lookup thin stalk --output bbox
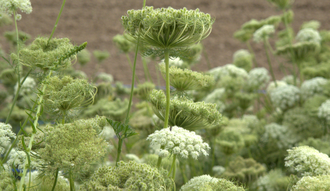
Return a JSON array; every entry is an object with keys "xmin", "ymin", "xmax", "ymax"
[
  {"xmin": 69, "ymin": 170, "xmax": 75, "ymax": 191},
  {"xmin": 156, "ymin": 145, "xmax": 165, "ymax": 168},
  {"xmin": 115, "ymin": 138, "xmax": 123, "ymax": 166},
  {"xmin": 246, "ymin": 41, "xmax": 258, "ymax": 67},
  {"xmin": 155, "ymin": 64, "xmax": 161, "ymax": 89},
  {"xmin": 51, "ymin": 169, "xmax": 59, "ymax": 191},
  {"xmin": 47, "ymin": 0, "xmax": 67, "ymax": 46},
  {"xmin": 125, "ymin": 53, "xmax": 140, "ymax": 83},
  {"xmin": 142, "ymin": 57, "xmax": 152, "ymax": 82},
  {"xmin": 164, "ymin": 49, "xmax": 170, "ymax": 129},
  {"xmin": 19, "ymin": 71, "xmax": 53, "ymax": 191},
  {"xmin": 171, "ymin": 155, "xmax": 177, "ymax": 179},
  {"xmin": 143, "ymin": 0, "xmax": 146, "ymax": 8},
  {"xmin": 264, "ymin": 38, "xmax": 277, "ymax": 87},
  {"xmin": 6, "ymin": 11, "xmax": 21, "ymax": 124},
  {"xmin": 202, "ymin": 48, "xmax": 212, "ymax": 70}
]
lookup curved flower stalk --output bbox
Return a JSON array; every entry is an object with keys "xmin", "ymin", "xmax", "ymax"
[
  {"xmin": 122, "ymin": 6, "xmax": 214, "ymax": 130},
  {"xmin": 180, "ymin": 174, "xmax": 245, "ymax": 191},
  {"xmin": 285, "ymin": 146, "xmax": 330, "ymax": 176},
  {"xmin": 159, "ymin": 64, "xmax": 214, "ymax": 93},
  {"xmin": 149, "ymin": 89, "xmax": 222, "ymax": 130}
]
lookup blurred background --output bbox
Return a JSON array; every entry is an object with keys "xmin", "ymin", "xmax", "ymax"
[{"xmin": 0, "ymin": 0, "xmax": 329, "ymax": 84}]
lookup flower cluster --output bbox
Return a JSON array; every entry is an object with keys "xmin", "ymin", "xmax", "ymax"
[
  {"xmin": 121, "ymin": 6, "xmax": 214, "ymax": 57},
  {"xmin": 285, "ymin": 146, "xmax": 330, "ymax": 176},
  {"xmin": 266, "ymin": 80, "xmax": 287, "ymax": 93},
  {"xmin": 253, "ymin": 169, "xmax": 289, "ymax": 191},
  {"xmin": 95, "ymin": 72, "xmax": 114, "ymax": 83},
  {"xmin": 253, "ymin": 25, "xmax": 275, "ymax": 43},
  {"xmin": 233, "ymin": 49, "xmax": 253, "ymax": 72},
  {"xmin": 209, "ymin": 64, "xmax": 248, "ymax": 82},
  {"xmin": 300, "ymin": 77, "xmax": 328, "ymax": 100},
  {"xmin": 149, "ymin": 90, "xmax": 222, "ymax": 130},
  {"xmin": 246, "ymin": 67, "xmax": 270, "ymax": 91},
  {"xmin": 180, "ymin": 175, "xmax": 245, "ymax": 191},
  {"xmin": 112, "ymin": 34, "xmax": 135, "ymax": 53},
  {"xmin": 292, "ymin": 175, "xmax": 330, "ymax": 191},
  {"xmin": 147, "ymin": 126, "xmax": 210, "ymax": 159},
  {"xmin": 203, "ymin": 88, "xmax": 226, "ymax": 112},
  {"xmin": 82, "ymin": 161, "xmax": 173, "ymax": 191},
  {"xmin": 14, "ymin": 76, "xmax": 36, "ymax": 96},
  {"xmin": 159, "ymin": 64, "xmax": 214, "ymax": 92},
  {"xmin": 216, "ymin": 129, "xmax": 245, "ymax": 155},
  {"xmin": 261, "ymin": 123, "xmax": 295, "ymax": 149},
  {"xmin": 0, "ymin": 0, "xmax": 32, "ymax": 20},
  {"xmin": 160, "ymin": 57, "xmax": 186, "ymax": 68},
  {"xmin": 296, "ymin": 28, "xmax": 322, "ymax": 45},
  {"xmin": 0, "ymin": 122, "xmax": 16, "ymax": 155},
  {"xmin": 281, "ymin": 75, "xmax": 297, "ymax": 85},
  {"xmin": 318, "ymin": 100, "xmax": 330, "ymax": 123},
  {"xmin": 270, "ymin": 85, "xmax": 300, "ymax": 110}
]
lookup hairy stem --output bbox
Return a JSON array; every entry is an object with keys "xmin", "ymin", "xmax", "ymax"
[
  {"xmin": 19, "ymin": 71, "xmax": 53, "ymax": 191},
  {"xmin": 164, "ymin": 49, "xmax": 170, "ymax": 129},
  {"xmin": 47, "ymin": 0, "xmax": 67, "ymax": 46}
]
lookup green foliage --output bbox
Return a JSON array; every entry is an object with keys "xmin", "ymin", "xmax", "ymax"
[
  {"xmin": 82, "ymin": 161, "xmax": 174, "ymax": 191},
  {"xmin": 266, "ymin": 0, "xmax": 293, "ymax": 10},
  {"xmin": 216, "ymin": 129, "xmax": 245, "ymax": 155},
  {"xmin": 93, "ymin": 50, "xmax": 110, "ymax": 64},
  {"xmin": 253, "ymin": 169, "xmax": 290, "ymax": 191},
  {"xmin": 106, "ymin": 118, "xmax": 137, "ymax": 140},
  {"xmin": 4, "ymin": 30, "xmax": 31, "ymax": 46},
  {"xmin": 121, "ymin": 6, "xmax": 214, "ymax": 57},
  {"xmin": 0, "ymin": 170, "xmax": 16, "ymax": 191},
  {"xmin": 113, "ymin": 34, "xmax": 135, "ymax": 54},
  {"xmin": 222, "ymin": 156, "xmax": 266, "ymax": 183}
]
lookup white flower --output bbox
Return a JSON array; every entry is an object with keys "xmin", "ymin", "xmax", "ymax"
[
  {"xmin": 285, "ymin": 146, "xmax": 330, "ymax": 176},
  {"xmin": 270, "ymin": 85, "xmax": 300, "ymax": 110},
  {"xmin": 147, "ymin": 126, "xmax": 210, "ymax": 159},
  {"xmin": 160, "ymin": 57, "xmax": 184, "ymax": 67},
  {"xmin": 0, "ymin": 0, "xmax": 32, "ymax": 19},
  {"xmin": 300, "ymin": 77, "xmax": 328, "ymax": 100},
  {"xmin": 266, "ymin": 80, "xmax": 288, "ymax": 93},
  {"xmin": 261, "ymin": 123, "xmax": 296, "ymax": 149},
  {"xmin": 296, "ymin": 28, "xmax": 321, "ymax": 44},
  {"xmin": 247, "ymin": 67, "xmax": 270, "ymax": 90},
  {"xmin": 125, "ymin": 154, "xmax": 142, "ymax": 163},
  {"xmin": 14, "ymin": 76, "xmax": 36, "ymax": 96},
  {"xmin": 99, "ymin": 125, "xmax": 115, "ymax": 140},
  {"xmin": 318, "ymin": 100, "xmax": 330, "ymax": 123},
  {"xmin": 209, "ymin": 64, "xmax": 248, "ymax": 82},
  {"xmin": 281, "ymin": 75, "xmax": 298, "ymax": 85},
  {"xmin": 233, "ymin": 49, "xmax": 251, "ymax": 60},
  {"xmin": 180, "ymin": 175, "xmax": 218, "ymax": 191},
  {"xmin": 292, "ymin": 175, "xmax": 330, "ymax": 191},
  {"xmin": 96, "ymin": 72, "xmax": 114, "ymax": 83},
  {"xmin": 253, "ymin": 25, "xmax": 275, "ymax": 43},
  {"xmin": 0, "ymin": 123, "xmax": 16, "ymax": 155},
  {"xmin": 212, "ymin": 166, "xmax": 225, "ymax": 176}
]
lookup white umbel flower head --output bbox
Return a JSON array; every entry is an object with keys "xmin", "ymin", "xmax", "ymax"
[
  {"xmin": 233, "ymin": 49, "xmax": 251, "ymax": 60},
  {"xmin": 160, "ymin": 57, "xmax": 185, "ymax": 68},
  {"xmin": 147, "ymin": 126, "xmax": 210, "ymax": 159},
  {"xmin": 253, "ymin": 25, "xmax": 275, "ymax": 43},
  {"xmin": 247, "ymin": 67, "xmax": 270, "ymax": 90},
  {"xmin": 292, "ymin": 175, "xmax": 330, "ymax": 191},
  {"xmin": 318, "ymin": 100, "xmax": 330, "ymax": 123},
  {"xmin": 270, "ymin": 85, "xmax": 300, "ymax": 110},
  {"xmin": 14, "ymin": 76, "xmax": 36, "ymax": 96},
  {"xmin": 261, "ymin": 123, "xmax": 296, "ymax": 149},
  {"xmin": 0, "ymin": 0, "xmax": 32, "ymax": 19},
  {"xmin": 180, "ymin": 175, "xmax": 218, "ymax": 191},
  {"xmin": 285, "ymin": 146, "xmax": 330, "ymax": 176},
  {"xmin": 0, "ymin": 123, "xmax": 16, "ymax": 155},
  {"xmin": 209, "ymin": 64, "xmax": 248, "ymax": 82},
  {"xmin": 266, "ymin": 80, "xmax": 288, "ymax": 93},
  {"xmin": 300, "ymin": 77, "xmax": 328, "ymax": 100},
  {"xmin": 296, "ymin": 28, "xmax": 322, "ymax": 44}
]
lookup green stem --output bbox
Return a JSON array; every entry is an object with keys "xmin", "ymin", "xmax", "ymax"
[
  {"xmin": 143, "ymin": 0, "xmax": 146, "ymax": 8},
  {"xmin": 126, "ymin": 53, "xmax": 140, "ymax": 83},
  {"xmin": 264, "ymin": 38, "xmax": 277, "ymax": 87},
  {"xmin": 246, "ymin": 41, "xmax": 258, "ymax": 67},
  {"xmin": 156, "ymin": 145, "xmax": 165, "ymax": 169},
  {"xmin": 203, "ymin": 48, "xmax": 212, "ymax": 70},
  {"xmin": 47, "ymin": 0, "xmax": 67, "ymax": 46},
  {"xmin": 51, "ymin": 169, "xmax": 59, "ymax": 191},
  {"xmin": 142, "ymin": 57, "xmax": 152, "ymax": 82},
  {"xmin": 171, "ymin": 155, "xmax": 177, "ymax": 179},
  {"xmin": 116, "ymin": 138, "xmax": 123, "ymax": 166},
  {"xmin": 69, "ymin": 170, "xmax": 75, "ymax": 191},
  {"xmin": 164, "ymin": 49, "xmax": 170, "ymax": 129},
  {"xmin": 155, "ymin": 64, "xmax": 161, "ymax": 89},
  {"xmin": 19, "ymin": 71, "xmax": 53, "ymax": 191}
]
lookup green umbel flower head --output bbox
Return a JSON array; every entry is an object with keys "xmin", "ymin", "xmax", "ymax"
[
  {"xmin": 11, "ymin": 37, "xmax": 77, "ymax": 70},
  {"xmin": 121, "ymin": 6, "xmax": 214, "ymax": 57},
  {"xmin": 159, "ymin": 64, "xmax": 214, "ymax": 92},
  {"xmin": 149, "ymin": 89, "xmax": 222, "ymax": 130},
  {"xmin": 113, "ymin": 34, "xmax": 135, "ymax": 53},
  {"xmin": 82, "ymin": 161, "xmax": 173, "ymax": 191}
]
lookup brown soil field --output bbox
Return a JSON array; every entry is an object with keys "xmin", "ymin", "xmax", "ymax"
[{"xmin": 1, "ymin": 0, "xmax": 329, "ymax": 85}]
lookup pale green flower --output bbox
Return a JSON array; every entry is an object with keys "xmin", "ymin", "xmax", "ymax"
[
  {"xmin": 253, "ymin": 25, "xmax": 275, "ymax": 43},
  {"xmin": 292, "ymin": 175, "xmax": 330, "ymax": 191},
  {"xmin": 296, "ymin": 28, "xmax": 321, "ymax": 44},
  {"xmin": 318, "ymin": 100, "xmax": 330, "ymax": 123},
  {"xmin": 0, "ymin": 123, "xmax": 16, "ymax": 155},
  {"xmin": 270, "ymin": 85, "xmax": 300, "ymax": 111}
]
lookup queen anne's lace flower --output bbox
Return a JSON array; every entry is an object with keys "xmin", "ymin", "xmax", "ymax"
[
  {"xmin": 296, "ymin": 28, "xmax": 322, "ymax": 45},
  {"xmin": 270, "ymin": 85, "xmax": 300, "ymax": 110},
  {"xmin": 246, "ymin": 67, "xmax": 270, "ymax": 90},
  {"xmin": 292, "ymin": 175, "xmax": 330, "ymax": 191},
  {"xmin": 0, "ymin": 122, "xmax": 16, "ymax": 155},
  {"xmin": 266, "ymin": 80, "xmax": 287, "ymax": 93},
  {"xmin": 253, "ymin": 25, "xmax": 275, "ymax": 43},
  {"xmin": 300, "ymin": 77, "xmax": 328, "ymax": 100},
  {"xmin": 14, "ymin": 76, "xmax": 36, "ymax": 96},
  {"xmin": 285, "ymin": 146, "xmax": 330, "ymax": 176},
  {"xmin": 0, "ymin": 0, "xmax": 32, "ymax": 20},
  {"xmin": 147, "ymin": 126, "xmax": 210, "ymax": 159},
  {"xmin": 261, "ymin": 123, "xmax": 295, "ymax": 149},
  {"xmin": 318, "ymin": 100, "xmax": 330, "ymax": 123},
  {"xmin": 209, "ymin": 64, "xmax": 248, "ymax": 82}
]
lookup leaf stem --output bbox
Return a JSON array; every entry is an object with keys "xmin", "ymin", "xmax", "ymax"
[{"xmin": 164, "ymin": 49, "xmax": 170, "ymax": 129}]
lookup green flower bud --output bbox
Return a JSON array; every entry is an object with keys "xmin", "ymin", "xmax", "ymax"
[
  {"xmin": 113, "ymin": 34, "xmax": 135, "ymax": 53},
  {"xmin": 77, "ymin": 49, "xmax": 91, "ymax": 66}
]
